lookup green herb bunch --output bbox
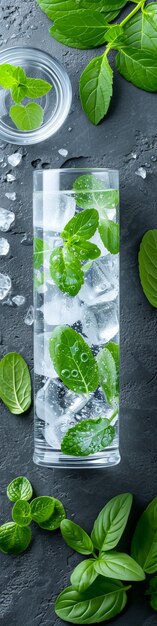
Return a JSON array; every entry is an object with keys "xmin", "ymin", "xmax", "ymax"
[
  {"xmin": 0, "ymin": 64, "xmax": 52, "ymax": 130},
  {"xmin": 36, "ymin": 0, "xmax": 157, "ymax": 125},
  {"xmin": 0, "ymin": 476, "xmax": 66, "ymax": 555}
]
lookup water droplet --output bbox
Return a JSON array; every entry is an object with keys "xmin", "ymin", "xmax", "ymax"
[
  {"xmin": 61, "ymin": 369, "xmax": 70, "ymax": 378},
  {"xmin": 72, "ymin": 369, "xmax": 78, "ymax": 378},
  {"xmin": 81, "ymin": 352, "xmax": 88, "ymax": 363}
]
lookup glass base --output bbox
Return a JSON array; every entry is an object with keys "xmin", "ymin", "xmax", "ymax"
[{"xmin": 33, "ymin": 444, "xmax": 121, "ymax": 469}]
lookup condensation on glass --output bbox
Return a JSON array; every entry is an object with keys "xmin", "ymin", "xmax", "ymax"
[{"xmin": 33, "ymin": 169, "xmax": 120, "ymax": 468}]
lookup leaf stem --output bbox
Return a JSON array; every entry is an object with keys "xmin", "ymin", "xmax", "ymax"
[
  {"xmin": 120, "ymin": 0, "xmax": 146, "ymax": 27},
  {"xmin": 108, "ymin": 408, "xmax": 118, "ymax": 424}
]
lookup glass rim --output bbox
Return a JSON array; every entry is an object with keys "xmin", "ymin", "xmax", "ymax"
[{"xmin": 33, "ymin": 167, "xmax": 119, "ymax": 175}]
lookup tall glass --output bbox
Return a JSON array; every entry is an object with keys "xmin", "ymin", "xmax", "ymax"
[{"xmin": 33, "ymin": 169, "xmax": 120, "ymax": 468}]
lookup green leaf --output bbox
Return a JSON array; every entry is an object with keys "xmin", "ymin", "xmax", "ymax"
[
  {"xmin": 71, "ymin": 559, "xmax": 98, "ymax": 593},
  {"xmin": 0, "ymin": 64, "xmax": 18, "ymax": 88},
  {"xmin": 104, "ymin": 24, "xmax": 125, "ymax": 46},
  {"xmin": 116, "ymin": 47, "xmax": 157, "ymax": 92},
  {"xmin": 49, "ymin": 326, "xmax": 99, "ymax": 394},
  {"xmin": 9, "ymin": 102, "xmax": 44, "ymax": 131},
  {"xmin": 50, "ymin": 246, "xmax": 84, "ymax": 296},
  {"xmin": 34, "ymin": 237, "xmax": 50, "ymax": 270},
  {"xmin": 91, "ymin": 493, "xmax": 132, "ymax": 552},
  {"xmin": 123, "ymin": 4, "xmax": 157, "ymax": 53},
  {"xmin": 131, "ymin": 497, "xmax": 157, "ymax": 573},
  {"xmin": 0, "ymin": 353, "xmax": 31, "ymax": 415},
  {"xmin": 146, "ymin": 577, "xmax": 157, "ymax": 612},
  {"xmin": 98, "ymin": 219, "xmax": 119, "ymax": 254},
  {"xmin": 61, "ymin": 418, "xmax": 115, "ymax": 456},
  {"xmin": 36, "ymin": 0, "xmax": 128, "ymax": 20},
  {"xmin": 80, "ymin": 54, "xmax": 113, "ymax": 125},
  {"xmin": 138, "ymin": 230, "xmax": 157, "ymax": 308},
  {"xmin": 55, "ymin": 575, "xmax": 128, "ymax": 624},
  {"xmin": 11, "ymin": 84, "xmax": 27, "ymax": 104},
  {"xmin": 0, "ymin": 522, "xmax": 31, "ymax": 555},
  {"xmin": 12, "ymin": 500, "xmax": 32, "ymax": 527},
  {"xmin": 60, "ymin": 519, "xmax": 94, "ymax": 555},
  {"xmin": 73, "ymin": 174, "xmax": 119, "ymax": 213},
  {"xmin": 30, "ymin": 496, "xmax": 55, "ymax": 523},
  {"xmin": 50, "ymin": 11, "xmax": 108, "ymax": 49},
  {"xmin": 95, "ymin": 552, "xmax": 145, "ymax": 581},
  {"xmin": 96, "ymin": 343, "xmax": 119, "ymax": 406},
  {"xmin": 70, "ymin": 238, "xmax": 101, "ymax": 261},
  {"xmin": 61, "ymin": 208, "xmax": 99, "ymax": 241},
  {"xmin": 38, "ymin": 498, "xmax": 66, "ymax": 530},
  {"xmin": 7, "ymin": 476, "xmax": 33, "ymax": 502},
  {"xmin": 25, "ymin": 77, "xmax": 52, "ymax": 98}
]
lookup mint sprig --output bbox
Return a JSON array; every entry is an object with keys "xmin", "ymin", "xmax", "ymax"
[{"xmin": 0, "ymin": 63, "xmax": 52, "ymax": 131}]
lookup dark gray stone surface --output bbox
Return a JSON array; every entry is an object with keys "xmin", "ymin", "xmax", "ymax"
[{"xmin": 1, "ymin": 1, "xmax": 157, "ymax": 625}]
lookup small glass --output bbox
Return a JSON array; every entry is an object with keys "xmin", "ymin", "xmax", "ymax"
[
  {"xmin": 33, "ymin": 169, "xmax": 120, "ymax": 468},
  {"xmin": 0, "ymin": 46, "xmax": 72, "ymax": 145}
]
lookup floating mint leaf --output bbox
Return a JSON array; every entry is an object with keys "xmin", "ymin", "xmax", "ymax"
[
  {"xmin": 11, "ymin": 84, "xmax": 27, "ymax": 104},
  {"xmin": 38, "ymin": 498, "xmax": 66, "ymax": 530},
  {"xmin": 30, "ymin": 496, "xmax": 55, "ymax": 523},
  {"xmin": 80, "ymin": 54, "xmax": 113, "ymax": 125},
  {"xmin": 7, "ymin": 476, "xmax": 33, "ymax": 502},
  {"xmin": 0, "ymin": 64, "xmax": 20, "ymax": 88},
  {"xmin": 0, "ymin": 353, "xmax": 31, "ymax": 414},
  {"xmin": 138, "ymin": 230, "xmax": 157, "ymax": 307},
  {"xmin": 25, "ymin": 77, "xmax": 52, "ymax": 98},
  {"xmin": 70, "ymin": 238, "xmax": 101, "ymax": 261},
  {"xmin": 97, "ymin": 342, "xmax": 119, "ymax": 406},
  {"xmin": 50, "ymin": 247, "xmax": 84, "ymax": 296},
  {"xmin": 9, "ymin": 103, "xmax": 44, "ymax": 131},
  {"xmin": 98, "ymin": 219, "xmax": 120, "ymax": 254},
  {"xmin": 12, "ymin": 500, "xmax": 32, "ymax": 527},
  {"xmin": 73, "ymin": 174, "xmax": 119, "ymax": 212},
  {"xmin": 49, "ymin": 326, "xmax": 98, "ymax": 394},
  {"xmin": 61, "ymin": 418, "xmax": 115, "ymax": 456},
  {"xmin": 0, "ymin": 522, "xmax": 31, "ymax": 555},
  {"xmin": 60, "ymin": 519, "xmax": 94, "ymax": 555},
  {"xmin": 34, "ymin": 237, "xmax": 50, "ymax": 270},
  {"xmin": 61, "ymin": 208, "xmax": 99, "ymax": 241}
]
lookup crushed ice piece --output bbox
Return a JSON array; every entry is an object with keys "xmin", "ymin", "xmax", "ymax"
[
  {"xmin": 131, "ymin": 152, "xmax": 137, "ymax": 159},
  {"xmin": 151, "ymin": 156, "xmax": 157, "ymax": 162},
  {"xmin": 8, "ymin": 152, "xmax": 22, "ymax": 167},
  {"xmin": 0, "ymin": 157, "xmax": 4, "ymax": 163},
  {"xmin": 24, "ymin": 305, "xmax": 34, "ymax": 326},
  {"xmin": 34, "ymin": 192, "xmax": 75, "ymax": 231},
  {"xmin": 21, "ymin": 233, "xmax": 33, "ymax": 245},
  {"xmin": 2, "ymin": 297, "xmax": 13, "ymax": 306},
  {"xmin": 7, "ymin": 173, "xmax": 16, "ymax": 182},
  {"xmin": 135, "ymin": 167, "xmax": 146, "ymax": 180},
  {"xmin": 82, "ymin": 299, "xmax": 119, "ymax": 346},
  {"xmin": 34, "ymin": 333, "xmax": 58, "ymax": 378},
  {"xmin": 0, "ymin": 208, "xmax": 15, "ymax": 232},
  {"xmin": 0, "ymin": 237, "xmax": 10, "ymax": 255},
  {"xmin": 58, "ymin": 148, "xmax": 68, "ymax": 157},
  {"xmin": 5, "ymin": 192, "xmax": 16, "ymax": 201},
  {"xmin": 40, "ymin": 286, "xmax": 82, "ymax": 326},
  {"xmin": 12, "ymin": 295, "xmax": 25, "ymax": 306},
  {"xmin": 0, "ymin": 273, "xmax": 11, "ymax": 300},
  {"xmin": 68, "ymin": 127, "xmax": 72, "ymax": 132},
  {"xmin": 79, "ymin": 256, "xmax": 119, "ymax": 306},
  {"xmin": 10, "ymin": 33, "xmax": 16, "ymax": 39}
]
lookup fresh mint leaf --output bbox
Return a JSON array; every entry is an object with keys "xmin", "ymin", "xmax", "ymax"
[
  {"xmin": 96, "ymin": 342, "xmax": 119, "ymax": 406},
  {"xmin": 91, "ymin": 494, "xmax": 133, "ymax": 552},
  {"xmin": 0, "ymin": 352, "xmax": 31, "ymax": 415},
  {"xmin": 0, "ymin": 522, "xmax": 31, "ymax": 555},
  {"xmin": 50, "ymin": 246, "xmax": 84, "ymax": 296},
  {"xmin": 70, "ymin": 238, "xmax": 101, "ymax": 261},
  {"xmin": 61, "ymin": 418, "xmax": 115, "ymax": 456},
  {"xmin": 55, "ymin": 576, "xmax": 129, "ymax": 624},
  {"xmin": 0, "ymin": 65, "xmax": 27, "ymax": 102},
  {"xmin": 131, "ymin": 497, "xmax": 157, "ymax": 573},
  {"xmin": 34, "ymin": 237, "xmax": 50, "ymax": 269},
  {"xmin": 36, "ymin": 0, "xmax": 128, "ymax": 20},
  {"xmin": 116, "ymin": 48, "xmax": 157, "ymax": 92},
  {"xmin": 0, "ymin": 63, "xmax": 18, "ymax": 88},
  {"xmin": 7, "ymin": 476, "xmax": 33, "ymax": 503},
  {"xmin": 95, "ymin": 552, "xmax": 145, "ymax": 581},
  {"xmin": 12, "ymin": 500, "xmax": 32, "ymax": 527},
  {"xmin": 98, "ymin": 218, "xmax": 119, "ymax": 254},
  {"xmin": 80, "ymin": 54, "xmax": 113, "ymax": 125},
  {"xmin": 123, "ymin": 3, "xmax": 157, "ymax": 53},
  {"xmin": 73, "ymin": 174, "xmax": 119, "ymax": 213},
  {"xmin": 138, "ymin": 229, "xmax": 157, "ymax": 308},
  {"xmin": 104, "ymin": 24, "xmax": 125, "ymax": 45},
  {"xmin": 11, "ymin": 84, "xmax": 27, "ymax": 104},
  {"xmin": 25, "ymin": 77, "xmax": 52, "ymax": 98},
  {"xmin": 60, "ymin": 519, "xmax": 94, "ymax": 555},
  {"xmin": 71, "ymin": 559, "xmax": 98, "ymax": 593},
  {"xmin": 146, "ymin": 577, "xmax": 157, "ymax": 612},
  {"xmin": 9, "ymin": 102, "xmax": 44, "ymax": 131},
  {"xmin": 50, "ymin": 11, "xmax": 108, "ymax": 49},
  {"xmin": 38, "ymin": 498, "xmax": 66, "ymax": 530},
  {"xmin": 49, "ymin": 326, "xmax": 99, "ymax": 394},
  {"xmin": 61, "ymin": 208, "xmax": 99, "ymax": 241},
  {"xmin": 30, "ymin": 496, "xmax": 55, "ymax": 523}
]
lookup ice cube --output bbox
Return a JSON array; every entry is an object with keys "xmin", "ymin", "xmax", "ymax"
[
  {"xmin": 7, "ymin": 152, "xmax": 22, "ymax": 167},
  {"xmin": 0, "ymin": 273, "xmax": 11, "ymax": 300},
  {"xmin": 75, "ymin": 388, "xmax": 115, "ymax": 422},
  {"xmin": 36, "ymin": 379, "xmax": 87, "ymax": 448},
  {"xmin": 79, "ymin": 256, "xmax": 119, "ymax": 306},
  {"xmin": 34, "ymin": 332, "xmax": 58, "ymax": 378},
  {"xmin": 7, "ymin": 174, "xmax": 16, "ymax": 182},
  {"xmin": 58, "ymin": 148, "xmax": 68, "ymax": 157},
  {"xmin": 0, "ymin": 237, "xmax": 10, "ymax": 255},
  {"xmin": 12, "ymin": 295, "xmax": 25, "ymax": 306},
  {"xmin": 82, "ymin": 298, "xmax": 119, "ymax": 346},
  {"xmin": 24, "ymin": 305, "xmax": 34, "ymax": 326},
  {"xmin": 21, "ymin": 233, "xmax": 33, "ymax": 245},
  {"xmin": 0, "ymin": 208, "xmax": 15, "ymax": 232},
  {"xmin": 135, "ymin": 167, "xmax": 146, "ymax": 179},
  {"xmin": 40, "ymin": 285, "xmax": 82, "ymax": 326},
  {"xmin": 5, "ymin": 192, "xmax": 16, "ymax": 201},
  {"xmin": 33, "ymin": 192, "xmax": 75, "ymax": 231}
]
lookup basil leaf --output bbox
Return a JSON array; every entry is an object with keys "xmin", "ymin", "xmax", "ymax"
[
  {"xmin": 7, "ymin": 476, "xmax": 33, "ymax": 502},
  {"xmin": 49, "ymin": 326, "xmax": 98, "ymax": 394},
  {"xmin": 9, "ymin": 103, "xmax": 44, "ymax": 131},
  {"xmin": 38, "ymin": 498, "xmax": 66, "ymax": 530},
  {"xmin": 0, "ymin": 63, "xmax": 18, "ymax": 88},
  {"xmin": 12, "ymin": 500, "xmax": 32, "ymax": 527},
  {"xmin": 96, "ymin": 343, "xmax": 119, "ymax": 406},
  {"xmin": 116, "ymin": 48, "xmax": 157, "ymax": 92},
  {"xmin": 80, "ymin": 55, "xmax": 113, "ymax": 125},
  {"xmin": 146, "ymin": 577, "xmax": 157, "ymax": 612},
  {"xmin": 95, "ymin": 552, "xmax": 145, "ymax": 581},
  {"xmin": 0, "ymin": 522, "xmax": 31, "ymax": 555},
  {"xmin": 71, "ymin": 559, "xmax": 98, "ymax": 592},
  {"xmin": 50, "ymin": 11, "xmax": 108, "ymax": 49},
  {"xmin": 138, "ymin": 230, "xmax": 157, "ymax": 308},
  {"xmin": 73, "ymin": 174, "xmax": 119, "ymax": 212},
  {"xmin": 61, "ymin": 208, "xmax": 99, "ymax": 241},
  {"xmin": 61, "ymin": 418, "xmax": 115, "ymax": 456},
  {"xmin": 30, "ymin": 496, "xmax": 55, "ymax": 523},
  {"xmin": 55, "ymin": 576, "xmax": 128, "ymax": 624},
  {"xmin": 71, "ymin": 239, "xmax": 101, "ymax": 261},
  {"xmin": 25, "ymin": 77, "xmax": 52, "ymax": 97},
  {"xmin": 34, "ymin": 237, "xmax": 50, "ymax": 270},
  {"xmin": 0, "ymin": 353, "xmax": 31, "ymax": 415},
  {"xmin": 131, "ymin": 497, "xmax": 157, "ymax": 573},
  {"xmin": 91, "ymin": 493, "xmax": 132, "ymax": 552},
  {"xmin": 98, "ymin": 219, "xmax": 119, "ymax": 254},
  {"xmin": 60, "ymin": 519, "xmax": 94, "ymax": 555},
  {"xmin": 11, "ymin": 84, "xmax": 27, "ymax": 104},
  {"xmin": 50, "ymin": 247, "xmax": 84, "ymax": 296},
  {"xmin": 124, "ymin": 4, "xmax": 157, "ymax": 53}
]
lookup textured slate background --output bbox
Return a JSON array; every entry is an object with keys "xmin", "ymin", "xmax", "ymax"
[{"xmin": 1, "ymin": 1, "xmax": 157, "ymax": 625}]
